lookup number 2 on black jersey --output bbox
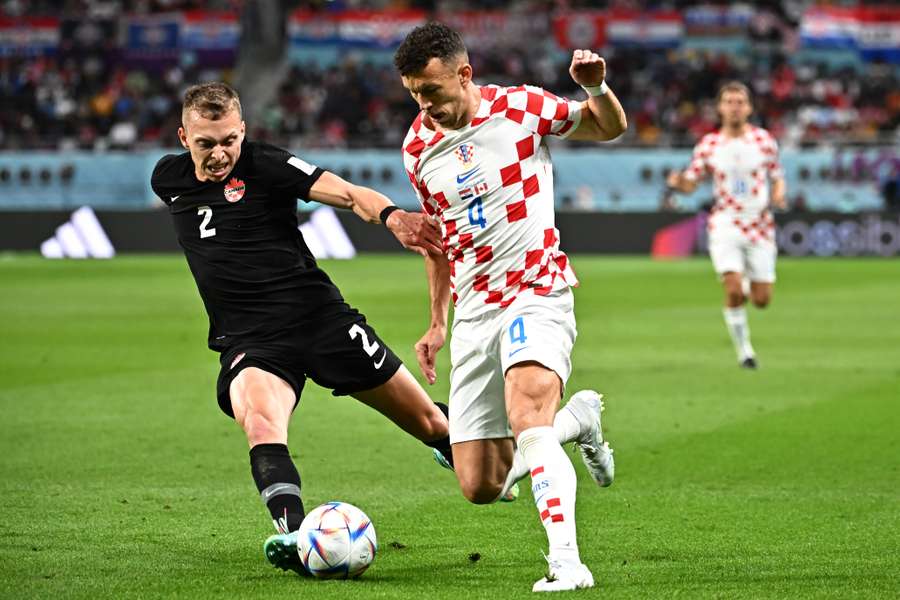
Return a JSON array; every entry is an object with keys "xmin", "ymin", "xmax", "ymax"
[{"xmin": 198, "ymin": 206, "xmax": 216, "ymax": 239}]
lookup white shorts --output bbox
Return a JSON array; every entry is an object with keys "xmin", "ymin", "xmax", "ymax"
[
  {"xmin": 709, "ymin": 226, "xmax": 777, "ymax": 283},
  {"xmin": 447, "ymin": 288, "xmax": 577, "ymax": 444}
]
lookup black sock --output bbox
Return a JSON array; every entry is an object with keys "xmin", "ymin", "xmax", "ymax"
[
  {"xmin": 424, "ymin": 402, "xmax": 454, "ymax": 468},
  {"xmin": 249, "ymin": 443, "xmax": 305, "ymax": 533}
]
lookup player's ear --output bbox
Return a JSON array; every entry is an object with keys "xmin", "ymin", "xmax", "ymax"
[
  {"xmin": 177, "ymin": 126, "xmax": 190, "ymax": 150},
  {"xmin": 458, "ymin": 62, "xmax": 473, "ymax": 87}
]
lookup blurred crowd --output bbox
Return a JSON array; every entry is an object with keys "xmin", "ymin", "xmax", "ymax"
[
  {"xmin": 1, "ymin": 0, "xmax": 236, "ymax": 16},
  {"xmin": 253, "ymin": 47, "xmax": 900, "ymax": 150},
  {"xmin": 1, "ymin": 0, "xmax": 898, "ymax": 150}
]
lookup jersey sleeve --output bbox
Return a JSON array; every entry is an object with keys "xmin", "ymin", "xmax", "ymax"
[
  {"xmin": 252, "ymin": 142, "xmax": 324, "ymax": 202},
  {"xmin": 401, "ymin": 121, "xmax": 441, "ymax": 217},
  {"xmin": 763, "ymin": 134, "xmax": 784, "ymax": 180},
  {"xmin": 503, "ymin": 85, "xmax": 582, "ymax": 139},
  {"xmin": 683, "ymin": 137, "xmax": 712, "ymax": 182},
  {"xmin": 150, "ymin": 154, "xmax": 184, "ymax": 205},
  {"xmin": 403, "ymin": 155, "xmax": 440, "ymax": 217}
]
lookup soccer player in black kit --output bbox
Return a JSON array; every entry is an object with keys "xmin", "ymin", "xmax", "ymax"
[{"xmin": 150, "ymin": 82, "xmax": 453, "ymax": 575}]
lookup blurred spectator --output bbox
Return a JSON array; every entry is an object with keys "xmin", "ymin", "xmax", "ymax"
[{"xmin": 0, "ymin": 1, "xmax": 898, "ymax": 150}]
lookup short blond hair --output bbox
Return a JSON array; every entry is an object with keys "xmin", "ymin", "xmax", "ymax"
[
  {"xmin": 182, "ymin": 82, "xmax": 242, "ymax": 120},
  {"xmin": 716, "ymin": 81, "xmax": 752, "ymax": 105}
]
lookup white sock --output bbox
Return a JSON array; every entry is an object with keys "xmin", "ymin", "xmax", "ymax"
[
  {"xmin": 723, "ymin": 306, "xmax": 755, "ymax": 361},
  {"xmin": 517, "ymin": 426, "xmax": 580, "ymax": 564},
  {"xmin": 497, "ymin": 407, "xmax": 583, "ymax": 501},
  {"xmin": 552, "ymin": 403, "xmax": 582, "ymax": 443}
]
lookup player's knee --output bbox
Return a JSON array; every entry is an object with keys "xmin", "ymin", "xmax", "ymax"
[
  {"xmin": 752, "ymin": 295, "xmax": 770, "ymax": 309},
  {"xmin": 241, "ymin": 410, "xmax": 287, "ymax": 445},
  {"xmin": 726, "ymin": 289, "xmax": 745, "ymax": 307},
  {"xmin": 417, "ymin": 408, "xmax": 449, "ymax": 442},
  {"xmin": 459, "ymin": 479, "xmax": 504, "ymax": 505},
  {"xmin": 401, "ymin": 412, "xmax": 448, "ymax": 444}
]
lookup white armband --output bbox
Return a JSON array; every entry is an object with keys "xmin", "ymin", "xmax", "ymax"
[{"xmin": 581, "ymin": 81, "xmax": 609, "ymax": 97}]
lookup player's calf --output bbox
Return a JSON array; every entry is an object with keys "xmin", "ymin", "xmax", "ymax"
[
  {"xmin": 353, "ymin": 366, "xmax": 451, "ymax": 459},
  {"xmin": 423, "ymin": 401, "xmax": 454, "ymax": 468}
]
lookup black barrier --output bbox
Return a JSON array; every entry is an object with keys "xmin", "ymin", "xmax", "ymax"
[{"xmin": 2, "ymin": 209, "xmax": 899, "ymax": 256}]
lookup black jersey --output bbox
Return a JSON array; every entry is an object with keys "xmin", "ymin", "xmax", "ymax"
[{"xmin": 151, "ymin": 140, "xmax": 345, "ymax": 351}]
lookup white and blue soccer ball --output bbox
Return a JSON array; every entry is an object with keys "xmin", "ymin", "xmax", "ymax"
[{"xmin": 297, "ymin": 501, "xmax": 377, "ymax": 579}]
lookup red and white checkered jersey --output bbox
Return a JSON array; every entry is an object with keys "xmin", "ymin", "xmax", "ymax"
[
  {"xmin": 684, "ymin": 126, "xmax": 783, "ymax": 242},
  {"xmin": 402, "ymin": 84, "xmax": 582, "ymax": 320}
]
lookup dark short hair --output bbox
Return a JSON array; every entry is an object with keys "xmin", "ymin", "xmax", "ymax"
[
  {"xmin": 394, "ymin": 22, "xmax": 467, "ymax": 76},
  {"xmin": 182, "ymin": 82, "xmax": 242, "ymax": 120},
  {"xmin": 716, "ymin": 81, "xmax": 752, "ymax": 104}
]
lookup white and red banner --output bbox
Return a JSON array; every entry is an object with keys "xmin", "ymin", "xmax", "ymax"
[
  {"xmin": 553, "ymin": 10, "xmax": 682, "ymax": 50},
  {"xmin": 606, "ymin": 10, "xmax": 683, "ymax": 48},
  {"xmin": 0, "ymin": 16, "xmax": 59, "ymax": 56},
  {"xmin": 801, "ymin": 6, "xmax": 900, "ymax": 62},
  {"xmin": 553, "ymin": 12, "xmax": 606, "ymax": 49},
  {"xmin": 682, "ymin": 5, "xmax": 753, "ymax": 35},
  {"xmin": 180, "ymin": 10, "xmax": 239, "ymax": 50},
  {"xmin": 441, "ymin": 11, "xmax": 548, "ymax": 49},
  {"xmin": 288, "ymin": 10, "xmax": 424, "ymax": 49}
]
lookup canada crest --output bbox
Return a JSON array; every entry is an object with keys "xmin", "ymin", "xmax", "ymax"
[{"xmin": 224, "ymin": 177, "xmax": 246, "ymax": 202}]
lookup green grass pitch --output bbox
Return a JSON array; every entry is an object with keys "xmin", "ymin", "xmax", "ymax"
[{"xmin": 1, "ymin": 254, "xmax": 898, "ymax": 599}]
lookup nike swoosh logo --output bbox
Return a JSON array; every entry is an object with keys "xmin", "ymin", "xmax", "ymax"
[
  {"xmin": 263, "ymin": 484, "xmax": 294, "ymax": 500},
  {"xmin": 456, "ymin": 168, "xmax": 480, "ymax": 184},
  {"xmin": 373, "ymin": 349, "xmax": 387, "ymax": 369},
  {"xmin": 508, "ymin": 346, "xmax": 529, "ymax": 358},
  {"xmin": 171, "ymin": 195, "xmax": 180, "ymax": 202}
]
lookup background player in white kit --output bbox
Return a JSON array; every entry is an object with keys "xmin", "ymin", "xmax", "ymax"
[
  {"xmin": 393, "ymin": 23, "xmax": 627, "ymax": 592},
  {"xmin": 667, "ymin": 82, "xmax": 787, "ymax": 369}
]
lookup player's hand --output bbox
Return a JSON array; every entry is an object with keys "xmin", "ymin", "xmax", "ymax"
[
  {"xmin": 770, "ymin": 190, "xmax": 787, "ymax": 211},
  {"xmin": 415, "ymin": 326, "xmax": 446, "ymax": 385},
  {"xmin": 386, "ymin": 210, "xmax": 443, "ymax": 256},
  {"xmin": 666, "ymin": 171, "xmax": 681, "ymax": 190},
  {"xmin": 569, "ymin": 49, "xmax": 606, "ymax": 87}
]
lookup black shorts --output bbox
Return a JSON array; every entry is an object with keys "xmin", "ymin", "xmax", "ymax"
[{"xmin": 215, "ymin": 303, "xmax": 403, "ymax": 417}]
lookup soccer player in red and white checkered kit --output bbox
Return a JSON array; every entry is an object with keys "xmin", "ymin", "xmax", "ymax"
[
  {"xmin": 667, "ymin": 82, "xmax": 787, "ymax": 369},
  {"xmin": 394, "ymin": 23, "xmax": 627, "ymax": 592}
]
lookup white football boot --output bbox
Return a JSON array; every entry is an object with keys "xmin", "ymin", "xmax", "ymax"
[
  {"xmin": 565, "ymin": 390, "xmax": 615, "ymax": 487},
  {"xmin": 532, "ymin": 557, "xmax": 595, "ymax": 592}
]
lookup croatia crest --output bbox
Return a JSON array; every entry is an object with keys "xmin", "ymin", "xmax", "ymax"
[
  {"xmin": 455, "ymin": 143, "xmax": 476, "ymax": 168},
  {"xmin": 224, "ymin": 177, "xmax": 246, "ymax": 202}
]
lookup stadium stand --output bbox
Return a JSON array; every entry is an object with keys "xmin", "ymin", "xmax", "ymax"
[{"xmin": 0, "ymin": 1, "xmax": 897, "ymax": 212}]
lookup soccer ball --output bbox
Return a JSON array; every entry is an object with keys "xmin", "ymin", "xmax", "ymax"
[{"xmin": 297, "ymin": 501, "xmax": 377, "ymax": 579}]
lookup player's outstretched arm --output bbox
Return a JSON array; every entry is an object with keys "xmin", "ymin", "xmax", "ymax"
[
  {"xmin": 308, "ymin": 170, "xmax": 442, "ymax": 255},
  {"xmin": 666, "ymin": 170, "xmax": 700, "ymax": 194},
  {"xmin": 565, "ymin": 49, "xmax": 627, "ymax": 142},
  {"xmin": 415, "ymin": 252, "xmax": 451, "ymax": 385},
  {"xmin": 770, "ymin": 177, "xmax": 787, "ymax": 210}
]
